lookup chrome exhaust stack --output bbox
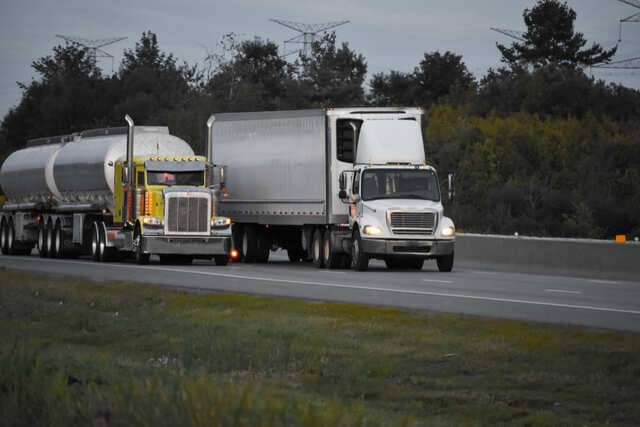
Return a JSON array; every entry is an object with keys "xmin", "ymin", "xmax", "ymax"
[{"xmin": 124, "ymin": 114, "xmax": 135, "ymax": 223}]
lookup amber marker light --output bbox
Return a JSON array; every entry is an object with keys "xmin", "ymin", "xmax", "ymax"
[{"xmin": 229, "ymin": 249, "xmax": 240, "ymax": 260}]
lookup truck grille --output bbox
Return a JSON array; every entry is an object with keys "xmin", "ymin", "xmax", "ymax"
[
  {"xmin": 389, "ymin": 211, "xmax": 436, "ymax": 235},
  {"xmin": 165, "ymin": 194, "xmax": 210, "ymax": 235}
]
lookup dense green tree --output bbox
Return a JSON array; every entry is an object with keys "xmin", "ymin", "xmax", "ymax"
[
  {"xmin": 117, "ymin": 31, "xmax": 199, "ymax": 124},
  {"xmin": 0, "ymin": 43, "xmax": 109, "ymax": 159},
  {"xmin": 370, "ymin": 51, "xmax": 474, "ymax": 107},
  {"xmin": 296, "ymin": 32, "xmax": 367, "ymax": 107},
  {"xmin": 498, "ymin": 0, "xmax": 616, "ymax": 67}
]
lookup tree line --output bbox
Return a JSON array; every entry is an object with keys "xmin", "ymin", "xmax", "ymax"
[{"xmin": 1, "ymin": 0, "xmax": 639, "ymax": 238}]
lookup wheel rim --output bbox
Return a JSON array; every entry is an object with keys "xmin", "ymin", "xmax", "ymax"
[
  {"xmin": 8, "ymin": 224, "xmax": 14, "ymax": 251},
  {"xmin": 55, "ymin": 228, "xmax": 62, "ymax": 254},
  {"xmin": 242, "ymin": 232, "xmax": 248, "ymax": 257},
  {"xmin": 99, "ymin": 226, "xmax": 105, "ymax": 256},
  {"xmin": 46, "ymin": 225, "xmax": 53, "ymax": 254},
  {"xmin": 313, "ymin": 236, "xmax": 320, "ymax": 261},
  {"xmin": 38, "ymin": 225, "xmax": 44, "ymax": 252},
  {"xmin": 323, "ymin": 239, "xmax": 330, "ymax": 263},
  {"xmin": 0, "ymin": 222, "xmax": 6, "ymax": 250},
  {"xmin": 91, "ymin": 226, "xmax": 98, "ymax": 257}
]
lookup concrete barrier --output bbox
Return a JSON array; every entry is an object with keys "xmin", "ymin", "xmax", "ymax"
[{"xmin": 455, "ymin": 233, "xmax": 640, "ymax": 281}]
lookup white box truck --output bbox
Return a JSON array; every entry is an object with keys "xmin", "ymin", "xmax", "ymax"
[{"xmin": 208, "ymin": 107, "xmax": 455, "ymax": 271}]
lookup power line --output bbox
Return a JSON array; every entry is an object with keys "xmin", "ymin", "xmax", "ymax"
[
  {"xmin": 490, "ymin": 27, "xmax": 525, "ymax": 42},
  {"xmin": 270, "ymin": 19, "xmax": 349, "ymax": 57}
]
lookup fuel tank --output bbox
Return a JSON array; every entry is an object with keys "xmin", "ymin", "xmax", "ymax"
[{"xmin": 0, "ymin": 126, "xmax": 194, "ymax": 210}]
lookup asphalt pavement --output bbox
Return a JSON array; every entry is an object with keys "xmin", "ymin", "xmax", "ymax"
[{"xmin": 1, "ymin": 252, "xmax": 639, "ymax": 332}]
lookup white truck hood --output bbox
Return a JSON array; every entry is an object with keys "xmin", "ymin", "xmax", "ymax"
[{"xmin": 362, "ymin": 198, "xmax": 441, "ymax": 212}]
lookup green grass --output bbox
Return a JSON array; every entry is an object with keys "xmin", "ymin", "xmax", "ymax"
[{"xmin": 1, "ymin": 268, "xmax": 639, "ymax": 426}]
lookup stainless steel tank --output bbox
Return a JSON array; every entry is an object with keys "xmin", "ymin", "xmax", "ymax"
[{"xmin": 0, "ymin": 127, "xmax": 194, "ymax": 211}]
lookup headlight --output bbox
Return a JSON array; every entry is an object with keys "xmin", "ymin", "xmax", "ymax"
[
  {"xmin": 442, "ymin": 226, "xmax": 455, "ymax": 237},
  {"xmin": 363, "ymin": 225, "xmax": 383, "ymax": 235},
  {"xmin": 142, "ymin": 216, "xmax": 163, "ymax": 226},
  {"xmin": 212, "ymin": 216, "xmax": 232, "ymax": 227}
]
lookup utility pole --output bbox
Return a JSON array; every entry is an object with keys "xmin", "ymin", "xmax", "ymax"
[
  {"xmin": 270, "ymin": 19, "xmax": 349, "ymax": 57},
  {"xmin": 55, "ymin": 35, "xmax": 127, "ymax": 73}
]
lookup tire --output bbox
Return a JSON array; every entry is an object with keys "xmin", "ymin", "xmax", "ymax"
[
  {"xmin": 0, "ymin": 218, "xmax": 7, "ymax": 255},
  {"xmin": 241, "ymin": 225, "xmax": 258, "ymax": 263},
  {"xmin": 437, "ymin": 251, "xmax": 454, "ymax": 272},
  {"xmin": 98, "ymin": 222, "xmax": 116, "ymax": 262},
  {"xmin": 322, "ymin": 229, "xmax": 342, "ymax": 269},
  {"xmin": 133, "ymin": 225, "xmax": 149, "ymax": 265},
  {"xmin": 232, "ymin": 224, "xmax": 244, "ymax": 262},
  {"xmin": 90, "ymin": 222, "xmax": 101, "ymax": 261},
  {"xmin": 214, "ymin": 255, "xmax": 229, "ymax": 266},
  {"xmin": 6, "ymin": 219, "xmax": 16, "ymax": 255},
  {"xmin": 45, "ymin": 221, "xmax": 56, "ymax": 258},
  {"xmin": 350, "ymin": 229, "xmax": 369, "ymax": 271},
  {"xmin": 37, "ymin": 221, "xmax": 47, "ymax": 258},
  {"xmin": 255, "ymin": 227, "xmax": 270, "ymax": 263},
  {"xmin": 53, "ymin": 221, "xmax": 64, "ymax": 259},
  {"xmin": 311, "ymin": 229, "xmax": 325, "ymax": 268}
]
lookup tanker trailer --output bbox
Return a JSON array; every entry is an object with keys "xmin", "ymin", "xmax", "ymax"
[{"xmin": 0, "ymin": 115, "xmax": 233, "ymax": 265}]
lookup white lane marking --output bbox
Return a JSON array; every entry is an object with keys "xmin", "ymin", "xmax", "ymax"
[
  {"xmin": 589, "ymin": 279, "xmax": 619, "ymax": 285},
  {"xmin": 4, "ymin": 257, "xmax": 640, "ymax": 316},
  {"xmin": 468, "ymin": 270, "xmax": 499, "ymax": 275},
  {"xmin": 545, "ymin": 289, "xmax": 582, "ymax": 295},
  {"xmin": 423, "ymin": 278, "xmax": 453, "ymax": 284}
]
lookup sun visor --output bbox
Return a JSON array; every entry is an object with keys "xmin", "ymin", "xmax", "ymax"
[{"xmin": 354, "ymin": 120, "xmax": 425, "ymax": 165}]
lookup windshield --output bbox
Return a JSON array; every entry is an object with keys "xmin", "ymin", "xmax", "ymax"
[
  {"xmin": 361, "ymin": 169, "xmax": 440, "ymax": 202},
  {"xmin": 147, "ymin": 171, "xmax": 204, "ymax": 186}
]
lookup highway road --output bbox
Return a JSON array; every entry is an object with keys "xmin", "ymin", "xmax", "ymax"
[{"xmin": 2, "ymin": 252, "xmax": 640, "ymax": 332}]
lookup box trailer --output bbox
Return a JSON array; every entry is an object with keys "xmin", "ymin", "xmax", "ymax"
[{"xmin": 209, "ymin": 107, "xmax": 455, "ymax": 271}]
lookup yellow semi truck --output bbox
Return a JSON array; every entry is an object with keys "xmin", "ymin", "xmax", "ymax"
[{"xmin": 0, "ymin": 115, "xmax": 233, "ymax": 265}]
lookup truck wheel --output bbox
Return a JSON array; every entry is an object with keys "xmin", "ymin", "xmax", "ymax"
[
  {"xmin": 0, "ymin": 218, "xmax": 7, "ymax": 255},
  {"xmin": 99, "ymin": 222, "xmax": 116, "ymax": 262},
  {"xmin": 6, "ymin": 219, "xmax": 16, "ymax": 255},
  {"xmin": 90, "ymin": 222, "xmax": 101, "ymax": 261},
  {"xmin": 241, "ymin": 225, "xmax": 258, "ymax": 263},
  {"xmin": 350, "ymin": 229, "xmax": 369, "ymax": 271},
  {"xmin": 45, "ymin": 221, "xmax": 56, "ymax": 258},
  {"xmin": 133, "ymin": 226, "xmax": 149, "ymax": 265},
  {"xmin": 311, "ymin": 229, "xmax": 325, "ymax": 268},
  {"xmin": 255, "ymin": 227, "xmax": 270, "ymax": 263},
  {"xmin": 214, "ymin": 255, "xmax": 229, "ymax": 266},
  {"xmin": 54, "ymin": 221, "xmax": 64, "ymax": 259},
  {"xmin": 437, "ymin": 251, "xmax": 454, "ymax": 272},
  {"xmin": 322, "ymin": 229, "xmax": 342, "ymax": 269},
  {"xmin": 37, "ymin": 220, "xmax": 47, "ymax": 258}
]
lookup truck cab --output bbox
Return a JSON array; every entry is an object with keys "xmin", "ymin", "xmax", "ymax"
[
  {"xmin": 335, "ymin": 109, "xmax": 455, "ymax": 271},
  {"xmin": 110, "ymin": 154, "xmax": 232, "ymax": 264}
]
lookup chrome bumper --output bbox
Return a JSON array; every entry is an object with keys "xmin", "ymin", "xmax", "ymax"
[
  {"xmin": 360, "ymin": 238, "xmax": 454, "ymax": 258},
  {"xmin": 141, "ymin": 235, "xmax": 231, "ymax": 256}
]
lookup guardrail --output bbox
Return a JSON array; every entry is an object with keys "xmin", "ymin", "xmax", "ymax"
[{"xmin": 455, "ymin": 233, "xmax": 640, "ymax": 281}]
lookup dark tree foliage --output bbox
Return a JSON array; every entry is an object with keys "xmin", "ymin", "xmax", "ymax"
[
  {"xmin": 296, "ymin": 32, "xmax": 368, "ymax": 107},
  {"xmin": 0, "ymin": 43, "xmax": 110, "ymax": 164},
  {"xmin": 117, "ymin": 31, "xmax": 199, "ymax": 124},
  {"xmin": 370, "ymin": 51, "xmax": 474, "ymax": 107},
  {"xmin": 498, "ymin": 0, "xmax": 616, "ymax": 67}
]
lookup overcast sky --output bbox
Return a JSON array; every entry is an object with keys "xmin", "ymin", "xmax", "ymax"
[{"xmin": 1, "ymin": 0, "xmax": 639, "ymax": 119}]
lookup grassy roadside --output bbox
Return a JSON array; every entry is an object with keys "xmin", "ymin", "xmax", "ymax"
[{"xmin": 1, "ymin": 269, "xmax": 639, "ymax": 426}]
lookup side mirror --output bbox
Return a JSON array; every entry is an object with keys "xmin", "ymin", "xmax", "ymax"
[
  {"xmin": 339, "ymin": 171, "xmax": 347, "ymax": 190},
  {"xmin": 447, "ymin": 173, "xmax": 454, "ymax": 202}
]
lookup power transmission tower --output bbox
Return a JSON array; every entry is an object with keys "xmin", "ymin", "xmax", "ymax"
[
  {"xmin": 55, "ymin": 35, "xmax": 127, "ymax": 72},
  {"xmin": 490, "ymin": 27, "xmax": 525, "ymax": 42},
  {"xmin": 617, "ymin": 0, "xmax": 640, "ymax": 42},
  {"xmin": 270, "ymin": 19, "xmax": 349, "ymax": 57}
]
